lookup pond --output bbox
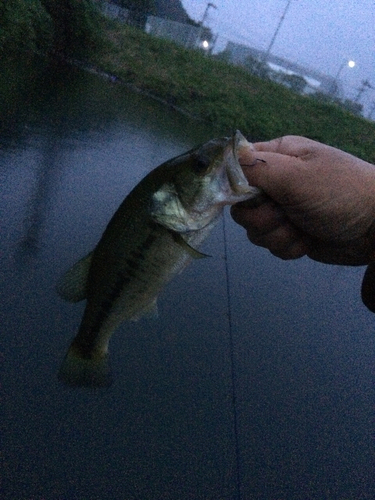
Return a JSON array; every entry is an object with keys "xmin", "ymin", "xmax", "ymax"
[{"xmin": 1, "ymin": 61, "xmax": 374, "ymax": 500}]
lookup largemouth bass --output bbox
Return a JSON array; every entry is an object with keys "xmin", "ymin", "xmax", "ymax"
[{"xmin": 57, "ymin": 130, "xmax": 260, "ymax": 387}]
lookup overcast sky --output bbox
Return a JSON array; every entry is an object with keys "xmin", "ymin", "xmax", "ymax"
[{"xmin": 181, "ymin": 0, "xmax": 375, "ymax": 117}]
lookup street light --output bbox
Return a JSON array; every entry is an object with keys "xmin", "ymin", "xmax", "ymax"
[
  {"xmin": 334, "ymin": 59, "xmax": 355, "ymax": 81},
  {"xmin": 201, "ymin": 2, "xmax": 217, "ymax": 25},
  {"xmin": 263, "ymin": 0, "xmax": 295, "ymax": 65},
  {"xmin": 195, "ymin": 3, "xmax": 217, "ymax": 49}
]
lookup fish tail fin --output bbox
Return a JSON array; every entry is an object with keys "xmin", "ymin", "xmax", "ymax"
[{"xmin": 58, "ymin": 345, "xmax": 112, "ymax": 388}]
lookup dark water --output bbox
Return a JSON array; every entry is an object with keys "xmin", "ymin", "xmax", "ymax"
[{"xmin": 1, "ymin": 62, "xmax": 374, "ymax": 500}]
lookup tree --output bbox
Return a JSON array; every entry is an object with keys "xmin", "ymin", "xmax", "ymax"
[
  {"xmin": 0, "ymin": 0, "xmax": 104, "ymax": 58},
  {"xmin": 341, "ymin": 99, "xmax": 363, "ymax": 116},
  {"xmin": 0, "ymin": 0, "xmax": 53, "ymax": 54},
  {"xmin": 114, "ymin": 0, "xmax": 156, "ymax": 28},
  {"xmin": 40, "ymin": 0, "xmax": 103, "ymax": 58}
]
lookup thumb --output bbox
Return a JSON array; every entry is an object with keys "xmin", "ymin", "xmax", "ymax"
[{"xmin": 240, "ymin": 151, "xmax": 302, "ymax": 204}]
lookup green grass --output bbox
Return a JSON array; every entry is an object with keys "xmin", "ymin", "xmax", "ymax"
[{"xmin": 93, "ymin": 23, "xmax": 375, "ymax": 164}]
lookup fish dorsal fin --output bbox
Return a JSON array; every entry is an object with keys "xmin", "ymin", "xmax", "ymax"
[
  {"xmin": 56, "ymin": 251, "xmax": 93, "ymax": 302},
  {"xmin": 169, "ymin": 230, "xmax": 210, "ymax": 259}
]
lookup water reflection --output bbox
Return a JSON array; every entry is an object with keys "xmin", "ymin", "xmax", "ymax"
[{"xmin": 17, "ymin": 135, "xmax": 62, "ymax": 261}]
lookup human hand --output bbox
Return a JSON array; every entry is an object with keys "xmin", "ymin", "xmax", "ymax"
[{"xmin": 231, "ymin": 135, "xmax": 375, "ymax": 266}]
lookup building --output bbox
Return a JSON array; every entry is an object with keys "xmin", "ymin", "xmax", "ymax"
[{"xmin": 224, "ymin": 41, "xmax": 338, "ymax": 96}]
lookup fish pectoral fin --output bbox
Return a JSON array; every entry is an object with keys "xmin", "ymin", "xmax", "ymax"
[
  {"xmin": 56, "ymin": 251, "xmax": 93, "ymax": 302},
  {"xmin": 151, "ymin": 183, "xmax": 198, "ymax": 232},
  {"xmin": 170, "ymin": 231, "xmax": 210, "ymax": 259}
]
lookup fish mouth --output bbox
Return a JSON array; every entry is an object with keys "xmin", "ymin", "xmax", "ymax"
[{"xmin": 225, "ymin": 130, "xmax": 261, "ymax": 199}]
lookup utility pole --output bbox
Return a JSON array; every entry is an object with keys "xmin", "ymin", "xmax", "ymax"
[{"xmin": 262, "ymin": 0, "xmax": 294, "ymax": 65}]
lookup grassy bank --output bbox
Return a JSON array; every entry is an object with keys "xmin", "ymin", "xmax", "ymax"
[{"xmin": 93, "ymin": 23, "xmax": 375, "ymax": 163}]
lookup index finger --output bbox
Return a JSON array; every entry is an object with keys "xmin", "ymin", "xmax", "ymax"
[{"xmin": 254, "ymin": 136, "xmax": 318, "ymax": 156}]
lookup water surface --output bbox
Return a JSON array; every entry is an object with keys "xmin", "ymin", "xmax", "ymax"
[{"xmin": 1, "ymin": 61, "xmax": 374, "ymax": 500}]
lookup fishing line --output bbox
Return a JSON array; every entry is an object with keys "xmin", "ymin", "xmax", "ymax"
[{"xmin": 222, "ymin": 212, "xmax": 242, "ymax": 500}]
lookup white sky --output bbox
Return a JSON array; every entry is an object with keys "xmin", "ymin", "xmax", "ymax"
[{"xmin": 181, "ymin": 0, "xmax": 375, "ymax": 117}]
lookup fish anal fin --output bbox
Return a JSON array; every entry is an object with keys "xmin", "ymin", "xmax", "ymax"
[
  {"xmin": 56, "ymin": 251, "xmax": 93, "ymax": 302},
  {"xmin": 130, "ymin": 297, "xmax": 158, "ymax": 322}
]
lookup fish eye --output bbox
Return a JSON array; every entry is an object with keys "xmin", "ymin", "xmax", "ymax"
[{"xmin": 193, "ymin": 156, "xmax": 210, "ymax": 173}]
